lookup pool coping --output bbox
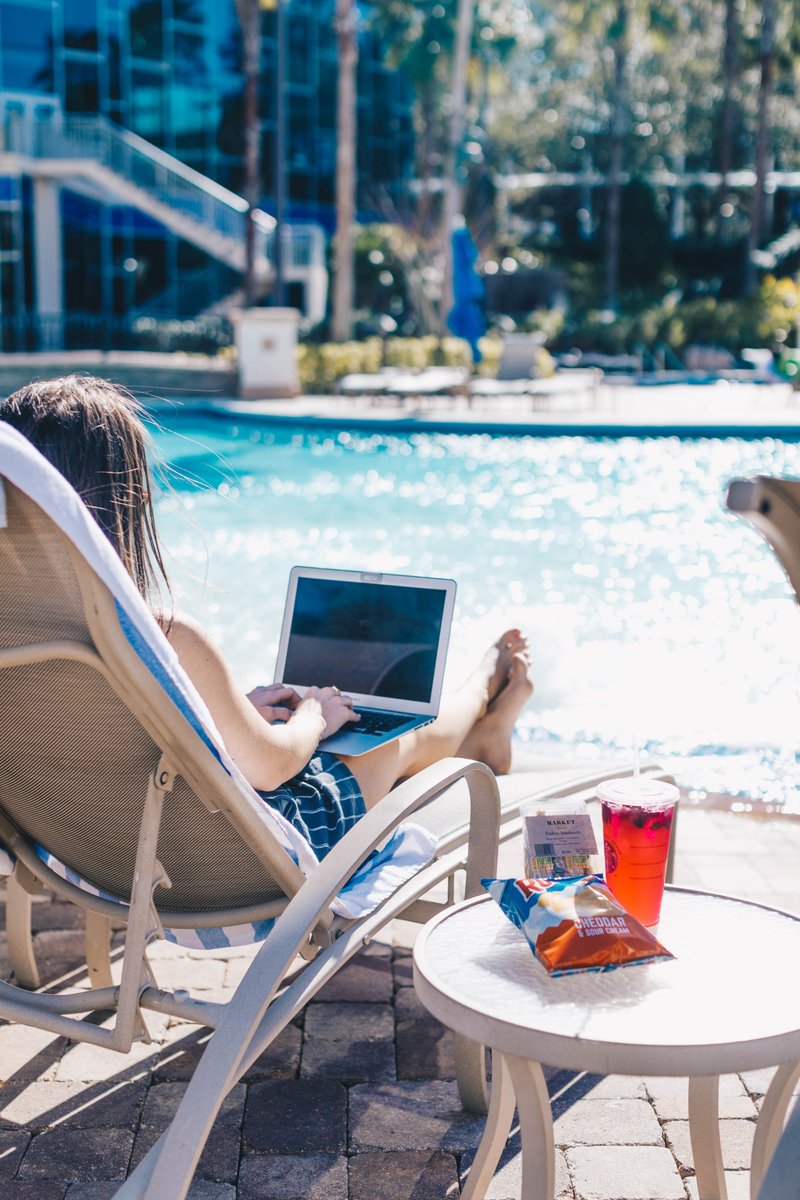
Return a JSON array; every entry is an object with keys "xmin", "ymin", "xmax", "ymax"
[{"xmin": 148, "ymin": 388, "xmax": 800, "ymax": 440}]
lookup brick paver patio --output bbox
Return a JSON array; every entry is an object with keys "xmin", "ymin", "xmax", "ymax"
[{"xmin": 1, "ymin": 804, "xmax": 799, "ymax": 1200}]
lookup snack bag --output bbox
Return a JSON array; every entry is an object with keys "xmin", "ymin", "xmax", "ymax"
[{"xmin": 482, "ymin": 874, "xmax": 674, "ymax": 977}]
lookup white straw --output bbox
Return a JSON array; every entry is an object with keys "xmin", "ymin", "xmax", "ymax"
[{"xmin": 632, "ymin": 716, "xmax": 640, "ymax": 780}]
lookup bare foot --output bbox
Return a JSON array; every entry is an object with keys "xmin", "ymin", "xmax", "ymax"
[
  {"xmin": 472, "ymin": 629, "xmax": 528, "ymax": 716},
  {"xmin": 457, "ymin": 653, "xmax": 534, "ymax": 775}
]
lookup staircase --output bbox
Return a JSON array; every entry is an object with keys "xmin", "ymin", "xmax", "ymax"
[{"xmin": 0, "ymin": 112, "xmax": 274, "ymax": 279}]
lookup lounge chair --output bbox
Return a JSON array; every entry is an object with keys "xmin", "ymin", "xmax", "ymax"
[
  {"xmin": 338, "ymin": 366, "xmax": 470, "ymax": 405},
  {"xmin": 757, "ymin": 1086, "xmax": 800, "ymax": 1200},
  {"xmin": 726, "ymin": 475, "xmax": 800, "ymax": 602},
  {"xmin": 0, "ymin": 423, "xmax": 671, "ymax": 1198},
  {"xmin": 727, "ymin": 474, "xmax": 800, "ymax": 1198}
]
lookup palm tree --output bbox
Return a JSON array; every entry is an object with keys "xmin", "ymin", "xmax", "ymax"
[
  {"xmin": 604, "ymin": 0, "xmax": 630, "ymax": 312},
  {"xmin": 332, "ymin": 0, "xmax": 359, "ymax": 342},
  {"xmin": 715, "ymin": 0, "xmax": 741, "ymax": 237},
  {"xmin": 744, "ymin": 0, "xmax": 778, "ymax": 297},
  {"xmin": 235, "ymin": 0, "xmax": 263, "ymax": 308},
  {"xmin": 440, "ymin": 0, "xmax": 475, "ymax": 333}
]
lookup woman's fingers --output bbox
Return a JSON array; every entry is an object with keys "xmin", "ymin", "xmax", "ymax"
[{"xmin": 269, "ymin": 706, "xmax": 294, "ymax": 722}]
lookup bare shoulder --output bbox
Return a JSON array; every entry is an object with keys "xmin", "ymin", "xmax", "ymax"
[
  {"xmin": 159, "ymin": 612, "xmax": 227, "ymax": 680},
  {"xmin": 161, "ymin": 610, "xmax": 212, "ymax": 650}
]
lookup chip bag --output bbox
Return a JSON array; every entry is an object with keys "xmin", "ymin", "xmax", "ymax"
[{"xmin": 482, "ymin": 874, "xmax": 674, "ymax": 977}]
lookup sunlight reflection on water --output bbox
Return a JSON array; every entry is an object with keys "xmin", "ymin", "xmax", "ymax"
[{"xmin": 151, "ymin": 415, "xmax": 800, "ymax": 812}]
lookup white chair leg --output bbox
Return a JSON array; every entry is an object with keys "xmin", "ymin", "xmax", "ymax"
[
  {"xmin": 750, "ymin": 1060, "xmax": 800, "ymax": 1200},
  {"xmin": 455, "ymin": 1032, "xmax": 490, "ymax": 1113},
  {"xmin": 85, "ymin": 909, "xmax": 114, "ymax": 989},
  {"xmin": 6, "ymin": 871, "xmax": 41, "ymax": 990}
]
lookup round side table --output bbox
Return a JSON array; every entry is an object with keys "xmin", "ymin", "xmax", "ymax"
[{"xmin": 413, "ymin": 888, "xmax": 800, "ymax": 1200}]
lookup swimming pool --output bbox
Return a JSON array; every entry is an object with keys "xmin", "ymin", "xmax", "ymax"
[{"xmin": 150, "ymin": 412, "xmax": 800, "ymax": 813}]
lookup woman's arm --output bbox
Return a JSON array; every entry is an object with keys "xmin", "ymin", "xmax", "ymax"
[{"xmin": 164, "ymin": 614, "xmax": 356, "ymax": 792}]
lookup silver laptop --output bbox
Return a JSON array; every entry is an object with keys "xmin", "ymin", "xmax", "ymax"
[{"xmin": 274, "ymin": 566, "xmax": 456, "ymax": 756}]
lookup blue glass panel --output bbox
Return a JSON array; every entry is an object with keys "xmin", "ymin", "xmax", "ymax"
[
  {"xmin": 127, "ymin": 0, "xmax": 163, "ymax": 59},
  {"xmin": 63, "ymin": 0, "xmax": 99, "ymax": 50},
  {"xmin": 129, "ymin": 67, "xmax": 166, "ymax": 141},
  {"xmin": 65, "ymin": 58, "xmax": 100, "ymax": 112},
  {"xmin": 172, "ymin": 0, "xmax": 203, "ymax": 22},
  {"xmin": 0, "ymin": 3, "xmax": 54, "ymax": 92}
]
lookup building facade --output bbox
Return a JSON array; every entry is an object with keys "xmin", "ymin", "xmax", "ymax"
[{"xmin": 0, "ymin": 0, "xmax": 414, "ymax": 339}]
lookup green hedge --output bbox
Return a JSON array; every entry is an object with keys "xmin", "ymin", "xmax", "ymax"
[{"xmin": 562, "ymin": 276, "xmax": 800, "ymax": 356}]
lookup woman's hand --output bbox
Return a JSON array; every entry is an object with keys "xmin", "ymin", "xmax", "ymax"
[
  {"xmin": 299, "ymin": 686, "xmax": 359, "ymax": 739},
  {"xmin": 247, "ymin": 683, "xmax": 302, "ymax": 724}
]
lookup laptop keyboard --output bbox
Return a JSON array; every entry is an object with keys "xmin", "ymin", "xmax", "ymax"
[{"xmin": 353, "ymin": 709, "xmax": 415, "ymax": 736}]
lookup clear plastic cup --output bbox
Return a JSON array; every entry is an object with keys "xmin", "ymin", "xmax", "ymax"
[{"xmin": 597, "ymin": 777, "xmax": 679, "ymax": 928}]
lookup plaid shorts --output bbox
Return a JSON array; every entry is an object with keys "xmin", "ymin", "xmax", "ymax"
[{"xmin": 258, "ymin": 752, "xmax": 366, "ymax": 860}]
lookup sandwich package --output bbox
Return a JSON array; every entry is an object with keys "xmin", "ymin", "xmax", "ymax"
[{"xmin": 482, "ymin": 874, "xmax": 674, "ymax": 977}]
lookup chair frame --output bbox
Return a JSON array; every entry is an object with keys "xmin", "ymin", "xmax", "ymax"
[
  {"xmin": 0, "ymin": 484, "xmax": 503, "ymax": 1196},
  {"xmin": 727, "ymin": 473, "xmax": 800, "ymax": 1199},
  {"xmin": 1, "ymin": 474, "xmax": 676, "ymax": 1198}
]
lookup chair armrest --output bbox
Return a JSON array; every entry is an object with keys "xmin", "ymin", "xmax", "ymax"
[{"xmin": 329, "ymin": 756, "xmax": 500, "ymax": 903}]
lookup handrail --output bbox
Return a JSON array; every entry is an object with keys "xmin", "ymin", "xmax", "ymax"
[
  {"xmin": 3, "ymin": 110, "xmax": 326, "ymax": 275},
  {"xmin": 28, "ymin": 115, "xmax": 259, "ymax": 245}
]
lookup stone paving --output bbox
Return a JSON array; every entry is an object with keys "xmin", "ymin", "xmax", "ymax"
[{"xmin": 1, "ymin": 804, "xmax": 799, "ymax": 1200}]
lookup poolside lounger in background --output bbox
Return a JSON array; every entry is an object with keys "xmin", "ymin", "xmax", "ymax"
[
  {"xmin": 338, "ymin": 366, "xmax": 469, "ymax": 404},
  {"xmin": 0, "ymin": 422, "xmax": 673, "ymax": 1198},
  {"xmin": 468, "ymin": 366, "xmax": 602, "ymax": 410},
  {"xmin": 726, "ymin": 474, "xmax": 800, "ymax": 1199},
  {"xmin": 726, "ymin": 475, "xmax": 800, "ymax": 603},
  {"xmin": 757, "ymin": 1076, "xmax": 800, "ymax": 1200}
]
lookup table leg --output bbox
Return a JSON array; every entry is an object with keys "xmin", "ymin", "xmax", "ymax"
[
  {"xmin": 506, "ymin": 1054, "xmax": 555, "ymax": 1200},
  {"xmin": 750, "ymin": 1060, "xmax": 800, "ymax": 1200},
  {"xmin": 461, "ymin": 1051, "xmax": 517, "ymax": 1200},
  {"xmin": 688, "ymin": 1076, "xmax": 727, "ymax": 1200}
]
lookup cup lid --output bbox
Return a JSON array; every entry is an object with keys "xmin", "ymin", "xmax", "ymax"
[{"xmin": 596, "ymin": 777, "xmax": 679, "ymax": 807}]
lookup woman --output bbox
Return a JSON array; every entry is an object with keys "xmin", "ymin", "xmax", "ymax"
[{"xmin": 1, "ymin": 376, "xmax": 533, "ymax": 856}]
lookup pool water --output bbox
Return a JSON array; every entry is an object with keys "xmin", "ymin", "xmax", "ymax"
[{"xmin": 150, "ymin": 413, "xmax": 800, "ymax": 813}]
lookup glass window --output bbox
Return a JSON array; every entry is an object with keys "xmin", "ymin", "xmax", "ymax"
[
  {"xmin": 63, "ymin": 0, "xmax": 99, "ymax": 50},
  {"xmin": 65, "ymin": 58, "xmax": 100, "ymax": 112},
  {"xmin": 0, "ymin": 258, "xmax": 17, "ymax": 311},
  {"xmin": 0, "ymin": 3, "xmax": 54, "ymax": 92},
  {"xmin": 173, "ymin": 28, "xmax": 206, "ymax": 83},
  {"xmin": 108, "ymin": 33, "xmax": 122, "ymax": 102},
  {"xmin": 216, "ymin": 82, "xmax": 243, "ymax": 157},
  {"xmin": 130, "ymin": 67, "xmax": 167, "ymax": 142},
  {"xmin": 214, "ymin": 5, "xmax": 240, "ymax": 76},
  {"xmin": 0, "ymin": 208, "xmax": 17, "ymax": 253},
  {"xmin": 288, "ymin": 13, "xmax": 315, "ymax": 87},
  {"xmin": 172, "ymin": 0, "xmax": 203, "ymax": 23},
  {"xmin": 128, "ymin": 0, "xmax": 164, "ymax": 60}
]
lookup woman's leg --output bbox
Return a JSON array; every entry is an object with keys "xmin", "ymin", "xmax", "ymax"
[{"xmin": 338, "ymin": 634, "xmax": 532, "ymax": 810}]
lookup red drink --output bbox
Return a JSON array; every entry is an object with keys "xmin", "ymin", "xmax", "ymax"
[{"xmin": 598, "ymin": 779, "xmax": 679, "ymax": 927}]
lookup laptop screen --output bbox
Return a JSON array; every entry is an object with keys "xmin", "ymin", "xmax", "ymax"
[{"xmin": 282, "ymin": 576, "xmax": 448, "ymax": 703}]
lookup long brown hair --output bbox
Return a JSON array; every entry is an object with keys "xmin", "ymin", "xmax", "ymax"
[{"xmin": 0, "ymin": 375, "xmax": 170, "ymax": 604}]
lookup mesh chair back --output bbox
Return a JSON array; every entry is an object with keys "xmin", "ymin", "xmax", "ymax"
[{"xmin": 0, "ymin": 480, "xmax": 290, "ymax": 915}]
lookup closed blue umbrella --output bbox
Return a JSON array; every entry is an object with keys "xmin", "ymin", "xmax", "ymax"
[{"xmin": 447, "ymin": 224, "xmax": 488, "ymax": 364}]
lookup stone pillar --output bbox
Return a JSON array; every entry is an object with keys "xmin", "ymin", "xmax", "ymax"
[
  {"xmin": 232, "ymin": 307, "xmax": 300, "ymax": 399},
  {"xmin": 33, "ymin": 177, "xmax": 64, "ymax": 349}
]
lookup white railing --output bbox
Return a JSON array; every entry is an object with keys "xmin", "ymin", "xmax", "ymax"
[
  {"xmin": 3, "ymin": 109, "xmax": 328, "ymax": 299},
  {"xmin": 10, "ymin": 112, "xmax": 274, "ymax": 249},
  {"xmin": 266, "ymin": 223, "xmax": 326, "ymax": 269}
]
